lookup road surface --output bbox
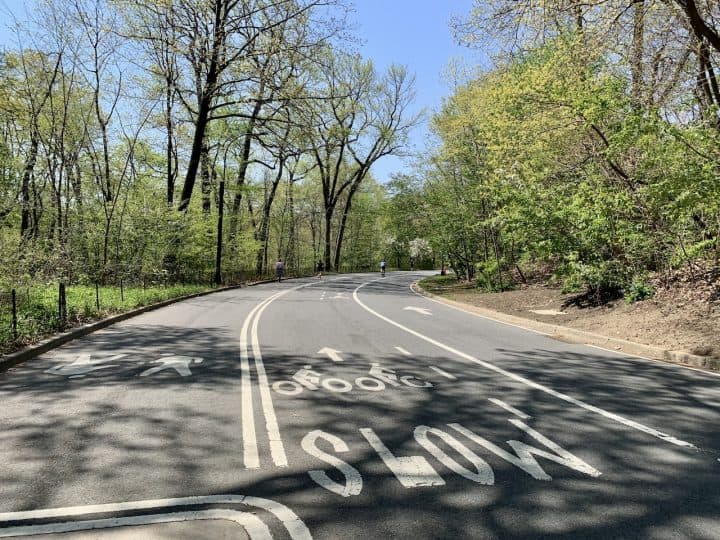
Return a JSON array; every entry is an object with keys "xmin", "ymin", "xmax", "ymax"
[{"xmin": 1, "ymin": 272, "xmax": 719, "ymax": 539}]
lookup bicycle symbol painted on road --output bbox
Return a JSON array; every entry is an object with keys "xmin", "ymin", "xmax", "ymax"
[{"xmin": 272, "ymin": 363, "xmax": 433, "ymax": 396}]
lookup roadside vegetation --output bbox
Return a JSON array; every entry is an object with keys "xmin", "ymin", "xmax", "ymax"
[
  {"xmin": 392, "ymin": 1, "xmax": 720, "ymax": 311},
  {"xmin": 0, "ymin": 283, "xmax": 211, "ymax": 353},
  {"xmin": 3, "ymin": 1, "xmax": 720, "ymax": 353}
]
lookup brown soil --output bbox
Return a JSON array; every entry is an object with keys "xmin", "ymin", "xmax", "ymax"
[{"xmin": 426, "ymin": 280, "xmax": 720, "ymax": 358}]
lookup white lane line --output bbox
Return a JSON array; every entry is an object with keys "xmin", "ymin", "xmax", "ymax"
[
  {"xmin": 0, "ymin": 495, "xmax": 312, "ymax": 540},
  {"xmin": 247, "ymin": 277, "xmax": 350, "ymax": 468},
  {"xmin": 354, "ymin": 281, "xmax": 696, "ymax": 449},
  {"xmin": 252, "ymin": 289, "xmax": 291, "ymax": 467},
  {"xmin": 488, "ymin": 398, "xmax": 531, "ymax": 419},
  {"xmin": 0, "ymin": 510, "xmax": 272, "ymax": 539},
  {"xmin": 430, "ymin": 366, "xmax": 457, "ymax": 380},
  {"xmin": 239, "ymin": 299, "xmax": 264, "ymax": 469},
  {"xmin": 395, "ymin": 346, "xmax": 412, "ymax": 356}
]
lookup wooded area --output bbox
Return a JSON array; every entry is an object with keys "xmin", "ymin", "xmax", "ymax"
[
  {"xmin": 0, "ymin": 0, "xmax": 420, "ymax": 296},
  {"xmin": 388, "ymin": 0, "xmax": 720, "ymax": 302},
  {"xmin": 2, "ymin": 0, "xmax": 720, "ymax": 323}
]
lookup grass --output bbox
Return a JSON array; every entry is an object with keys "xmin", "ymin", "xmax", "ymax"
[{"xmin": 0, "ymin": 283, "xmax": 213, "ymax": 354}]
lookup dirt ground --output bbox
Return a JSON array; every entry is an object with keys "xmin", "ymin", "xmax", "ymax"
[{"xmin": 424, "ymin": 278, "xmax": 720, "ymax": 359}]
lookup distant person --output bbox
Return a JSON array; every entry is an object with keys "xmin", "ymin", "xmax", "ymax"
[
  {"xmin": 410, "ymin": 258, "xmax": 415, "ymax": 271},
  {"xmin": 380, "ymin": 259, "xmax": 386, "ymax": 277},
  {"xmin": 317, "ymin": 260, "xmax": 324, "ymax": 278},
  {"xmin": 275, "ymin": 258, "xmax": 285, "ymax": 282}
]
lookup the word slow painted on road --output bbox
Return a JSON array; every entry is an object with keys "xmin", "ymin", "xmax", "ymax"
[
  {"xmin": 302, "ymin": 412, "xmax": 602, "ymax": 498},
  {"xmin": 44, "ymin": 353, "xmax": 203, "ymax": 378},
  {"xmin": 272, "ymin": 363, "xmax": 432, "ymax": 396}
]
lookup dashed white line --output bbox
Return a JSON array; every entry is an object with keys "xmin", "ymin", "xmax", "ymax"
[
  {"xmin": 488, "ymin": 398, "xmax": 531, "ymax": 419},
  {"xmin": 395, "ymin": 346, "xmax": 412, "ymax": 356},
  {"xmin": 430, "ymin": 366, "xmax": 457, "ymax": 380},
  {"xmin": 354, "ymin": 280, "xmax": 696, "ymax": 449}
]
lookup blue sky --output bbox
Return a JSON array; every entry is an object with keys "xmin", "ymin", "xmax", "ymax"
[
  {"xmin": 350, "ymin": 0, "xmax": 478, "ymax": 181},
  {"xmin": 0, "ymin": 0, "xmax": 479, "ymax": 181}
]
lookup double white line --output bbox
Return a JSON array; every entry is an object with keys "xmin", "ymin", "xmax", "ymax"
[{"xmin": 239, "ymin": 279, "xmax": 333, "ymax": 469}]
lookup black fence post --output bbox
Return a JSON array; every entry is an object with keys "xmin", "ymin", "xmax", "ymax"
[
  {"xmin": 11, "ymin": 289, "xmax": 18, "ymax": 340},
  {"xmin": 120, "ymin": 279, "xmax": 124, "ymax": 302},
  {"xmin": 95, "ymin": 282, "xmax": 100, "ymax": 310},
  {"xmin": 58, "ymin": 282, "xmax": 67, "ymax": 330}
]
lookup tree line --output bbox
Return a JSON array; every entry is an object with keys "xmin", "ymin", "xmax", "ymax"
[
  {"xmin": 0, "ymin": 0, "xmax": 418, "ymax": 289},
  {"xmin": 388, "ymin": 0, "xmax": 720, "ymax": 301}
]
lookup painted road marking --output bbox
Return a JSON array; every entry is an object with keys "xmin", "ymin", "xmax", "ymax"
[
  {"xmin": 304, "ymin": 421, "xmax": 602, "ymax": 497},
  {"xmin": 318, "ymin": 347, "xmax": 344, "ymax": 362},
  {"xmin": 403, "ymin": 306, "xmax": 432, "ymax": 316},
  {"xmin": 239, "ymin": 277, "xmax": 350, "ymax": 468},
  {"xmin": 488, "ymin": 398, "xmax": 531, "ymax": 420},
  {"xmin": 45, "ymin": 354, "xmax": 127, "ymax": 378},
  {"xmin": 240, "ymin": 295, "xmax": 263, "ymax": 469},
  {"xmin": 0, "ymin": 510, "xmax": 272, "ymax": 539},
  {"xmin": 395, "ymin": 346, "xmax": 412, "ymax": 356},
  {"xmin": 429, "ymin": 366, "xmax": 456, "ymax": 380},
  {"xmin": 139, "ymin": 356, "xmax": 203, "ymax": 377},
  {"xmin": 354, "ymin": 280, "xmax": 697, "ymax": 449},
  {"xmin": 0, "ymin": 495, "xmax": 311, "ymax": 539},
  {"xmin": 359, "ymin": 428, "xmax": 445, "ymax": 488}
]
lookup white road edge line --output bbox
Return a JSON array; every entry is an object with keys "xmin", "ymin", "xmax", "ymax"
[
  {"xmin": 395, "ymin": 346, "xmax": 412, "ymax": 356},
  {"xmin": 429, "ymin": 366, "xmax": 457, "ymax": 380},
  {"xmin": 353, "ymin": 280, "xmax": 697, "ymax": 449},
  {"xmin": 0, "ymin": 510, "xmax": 272, "ymax": 539},
  {"xmin": 0, "ymin": 495, "xmax": 312, "ymax": 540},
  {"xmin": 488, "ymin": 398, "xmax": 531, "ymax": 419}
]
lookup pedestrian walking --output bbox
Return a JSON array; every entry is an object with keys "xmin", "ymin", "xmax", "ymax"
[
  {"xmin": 380, "ymin": 259, "xmax": 386, "ymax": 277},
  {"xmin": 275, "ymin": 258, "xmax": 285, "ymax": 282}
]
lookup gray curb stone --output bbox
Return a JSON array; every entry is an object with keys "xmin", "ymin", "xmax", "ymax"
[
  {"xmin": 413, "ymin": 283, "xmax": 720, "ymax": 374},
  {"xmin": 0, "ymin": 277, "xmax": 287, "ymax": 372}
]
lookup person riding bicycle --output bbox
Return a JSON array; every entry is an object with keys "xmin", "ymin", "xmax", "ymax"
[
  {"xmin": 275, "ymin": 258, "xmax": 285, "ymax": 282},
  {"xmin": 380, "ymin": 259, "xmax": 386, "ymax": 277}
]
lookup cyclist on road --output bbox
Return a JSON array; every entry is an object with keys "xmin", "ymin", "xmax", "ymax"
[
  {"xmin": 380, "ymin": 259, "xmax": 386, "ymax": 277},
  {"xmin": 275, "ymin": 258, "xmax": 285, "ymax": 282}
]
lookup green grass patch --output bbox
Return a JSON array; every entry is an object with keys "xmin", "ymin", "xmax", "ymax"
[{"xmin": 0, "ymin": 283, "xmax": 213, "ymax": 354}]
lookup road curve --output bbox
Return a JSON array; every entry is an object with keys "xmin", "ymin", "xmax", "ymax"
[{"xmin": 1, "ymin": 272, "xmax": 718, "ymax": 539}]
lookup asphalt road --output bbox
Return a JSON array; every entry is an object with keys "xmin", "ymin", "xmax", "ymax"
[{"xmin": 1, "ymin": 272, "xmax": 719, "ymax": 539}]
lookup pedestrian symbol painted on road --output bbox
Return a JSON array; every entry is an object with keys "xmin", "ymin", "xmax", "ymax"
[
  {"xmin": 44, "ymin": 354, "xmax": 127, "ymax": 379},
  {"xmin": 139, "ymin": 356, "xmax": 203, "ymax": 377}
]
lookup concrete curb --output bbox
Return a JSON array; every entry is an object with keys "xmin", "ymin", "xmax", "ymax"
[
  {"xmin": 412, "ymin": 283, "xmax": 720, "ymax": 374},
  {"xmin": 0, "ymin": 277, "xmax": 292, "ymax": 372}
]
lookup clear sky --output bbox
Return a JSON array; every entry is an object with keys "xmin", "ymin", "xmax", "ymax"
[
  {"xmin": 350, "ymin": 0, "xmax": 478, "ymax": 182},
  {"xmin": 0, "ymin": 0, "xmax": 479, "ymax": 182}
]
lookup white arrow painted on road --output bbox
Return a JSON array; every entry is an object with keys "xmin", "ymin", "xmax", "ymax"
[
  {"xmin": 403, "ymin": 306, "xmax": 432, "ymax": 316},
  {"xmin": 318, "ymin": 347, "xmax": 344, "ymax": 362}
]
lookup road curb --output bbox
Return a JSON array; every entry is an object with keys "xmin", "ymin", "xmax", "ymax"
[
  {"xmin": 412, "ymin": 283, "xmax": 720, "ymax": 374},
  {"xmin": 0, "ymin": 277, "xmax": 292, "ymax": 372}
]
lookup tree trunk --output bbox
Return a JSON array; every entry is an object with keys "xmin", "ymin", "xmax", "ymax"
[{"xmin": 20, "ymin": 134, "xmax": 39, "ymax": 239}]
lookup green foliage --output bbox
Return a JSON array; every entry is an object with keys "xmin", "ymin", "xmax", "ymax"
[
  {"xmin": 624, "ymin": 278, "xmax": 655, "ymax": 304},
  {"xmin": 0, "ymin": 283, "xmax": 211, "ymax": 352},
  {"xmin": 420, "ymin": 32, "xmax": 720, "ymax": 300}
]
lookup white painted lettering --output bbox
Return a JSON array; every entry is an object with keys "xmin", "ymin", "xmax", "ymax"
[
  {"xmin": 359, "ymin": 428, "xmax": 444, "ymax": 488},
  {"xmin": 301, "ymin": 431, "xmax": 362, "ymax": 498},
  {"xmin": 449, "ymin": 421, "xmax": 601, "ymax": 480},
  {"xmin": 414, "ymin": 426, "xmax": 494, "ymax": 485}
]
